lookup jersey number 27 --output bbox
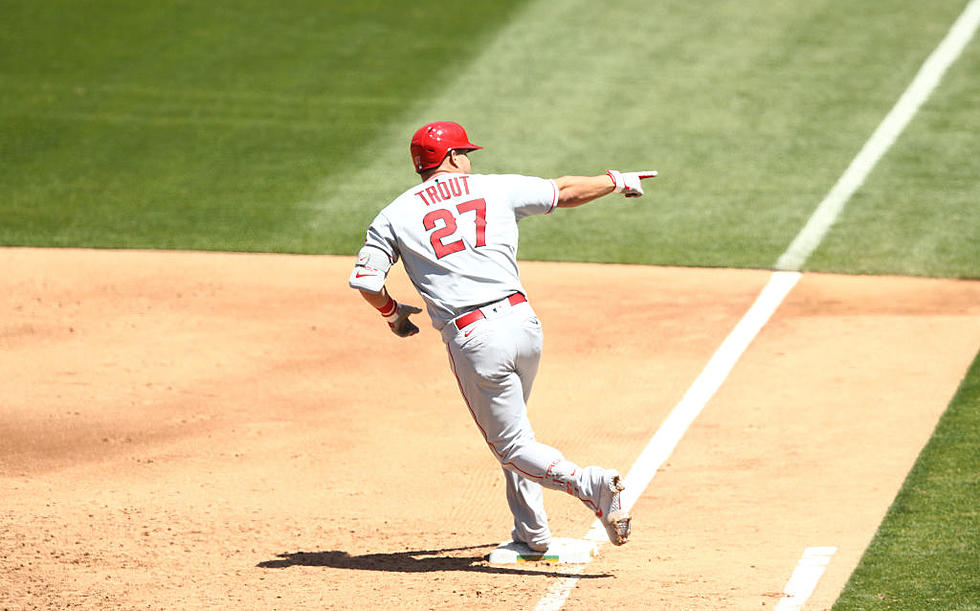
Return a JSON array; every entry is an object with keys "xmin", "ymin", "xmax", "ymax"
[{"xmin": 423, "ymin": 198, "xmax": 487, "ymax": 259}]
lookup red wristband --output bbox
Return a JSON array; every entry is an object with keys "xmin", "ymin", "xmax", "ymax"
[{"xmin": 376, "ymin": 295, "xmax": 398, "ymax": 319}]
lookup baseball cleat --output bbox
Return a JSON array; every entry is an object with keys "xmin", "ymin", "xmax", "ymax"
[
  {"xmin": 511, "ymin": 529, "xmax": 551, "ymax": 553},
  {"xmin": 596, "ymin": 471, "xmax": 631, "ymax": 545},
  {"xmin": 521, "ymin": 539, "xmax": 551, "ymax": 553}
]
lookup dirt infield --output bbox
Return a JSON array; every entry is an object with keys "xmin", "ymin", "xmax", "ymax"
[{"xmin": 2, "ymin": 248, "xmax": 979, "ymax": 610}]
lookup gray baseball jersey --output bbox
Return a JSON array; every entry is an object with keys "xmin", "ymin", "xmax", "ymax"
[
  {"xmin": 349, "ymin": 173, "xmax": 558, "ymax": 329},
  {"xmin": 349, "ymin": 168, "xmax": 627, "ymax": 552}
]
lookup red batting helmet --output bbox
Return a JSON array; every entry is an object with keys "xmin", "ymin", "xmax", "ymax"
[{"xmin": 410, "ymin": 121, "xmax": 482, "ymax": 174}]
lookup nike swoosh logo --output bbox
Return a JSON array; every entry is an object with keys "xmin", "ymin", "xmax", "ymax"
[
  {"xmin": 464, "ymin": 329, "xmax": 475, "ymax": 337},
  {"xmin": 355, "ymin": 271, "xmax": 378, "ymax": 278}
]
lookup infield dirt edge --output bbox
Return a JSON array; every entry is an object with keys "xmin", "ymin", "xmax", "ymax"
[{"xmin": 2, "ymin": 248, "xmax": 978, "ymax": 610}]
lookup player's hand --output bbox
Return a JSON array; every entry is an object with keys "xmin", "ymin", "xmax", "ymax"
[
  {"xmin": 387, "ymin": 303, "xmax": 423, "ymax": 338},
  {"xmin": 607, "ymin": 170, "xmax": 658, "ymax": 198}
]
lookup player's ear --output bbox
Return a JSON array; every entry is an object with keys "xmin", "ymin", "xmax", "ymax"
[{"xmin": 450, "ymin": 149, "xmax": 469, "ymax": 169}]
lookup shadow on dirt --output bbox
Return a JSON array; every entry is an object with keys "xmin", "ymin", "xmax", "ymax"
[{"xmin": 257, "ymin": 543, "xmax": 612, "ymax": 578}]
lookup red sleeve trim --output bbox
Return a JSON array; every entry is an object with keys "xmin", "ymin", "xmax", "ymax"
[{"xmin": 546, "ymin": 179, "xmax": 559, "ymax": 214}]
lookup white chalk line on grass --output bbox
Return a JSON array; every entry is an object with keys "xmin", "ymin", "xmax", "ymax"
[
  {"xmin": 535, "ymin": 1, "xmax": 980, "ymax": 608},
  {"xmin": 775, "ymin": 0, "xmax": 980, "ymax": 272}
]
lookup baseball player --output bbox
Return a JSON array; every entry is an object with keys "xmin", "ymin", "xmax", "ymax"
[{"xmin": 349, "ymin": 121, "xmax": 656, "ymax": 551}]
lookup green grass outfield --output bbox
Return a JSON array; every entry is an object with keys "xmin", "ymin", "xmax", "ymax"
[
  {"xmin": 834, "ymin": 351, "xmax": 980, "ymax": 610},
  {"xmin": 2, "ymin": 0, "xmax": 978, "ymax": 607}
]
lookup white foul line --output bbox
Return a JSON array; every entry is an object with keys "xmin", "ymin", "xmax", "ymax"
[
  {"xmin": 616, "ymin": 271, "xmax": 801, "ymax": 514},
  {"xmin": 775, "ymin": 0, "xmax": 980, "ymax": 272},
  {"xmin": 775, "ymin": 547, "xmax": 838, "ymax": 611},
  {"xmin": 534, "ymin": 272, "xmax": 802, "ymax": 611},
  {"xmin": 535, "ymin": 3, "xmax": 980, "ymax": 608}
]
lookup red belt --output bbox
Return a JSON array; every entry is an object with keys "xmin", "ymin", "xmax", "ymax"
[{"xmin": 454, "ymin": 293, "xmax": 527, "ymax": 330}]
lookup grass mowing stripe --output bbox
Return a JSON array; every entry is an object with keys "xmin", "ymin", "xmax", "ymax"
[
  {"xmin": 300, "ymin": 0, "xmax": 595, "ymax": 241},
  {"xmin": 306, "ymin": 0, "xmax": 974, "ymax": 267},
  {"xmin": 0, "ymin": 1, "xmax": 528, "ymax": 252},
  {"xmin": 832, "ymin": 350, "xmax": 980, "ymax": 610},
  {"xmin": 806, "ymin": 28, "xmax": 980, "ymax": 278},
  {"xmin": 2, "ymin": 0, "xmax": 972, "ymax": 267},
  {"xmin": 775, "ymin": 0, "xmax": 980, "ymax": 272},
  {"xmin": 304, "ymin": 0, "xmax": 787, "ymax": 247}
]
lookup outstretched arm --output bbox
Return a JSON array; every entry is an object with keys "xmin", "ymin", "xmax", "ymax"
[
  {"xmin": 554, "ymin": 170, "xmax": 658, "ymax": 208},
  {"xmin": 553, "ymin": 175, "xmax": 615, "ymax": 208}
]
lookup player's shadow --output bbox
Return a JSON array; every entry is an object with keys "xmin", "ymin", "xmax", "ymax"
[{"xmin": 257, "ymin": 543, "xmax": 611, "ymax": 578}]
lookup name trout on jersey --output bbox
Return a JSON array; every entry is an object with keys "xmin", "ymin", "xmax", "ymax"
[
  {"xmin": 414, "ymin": 175, "xmax": 471, "ymax": 206},
  {"xmin": 348, "ymin": 175, "xmax": 474, "ymax": 294}
]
